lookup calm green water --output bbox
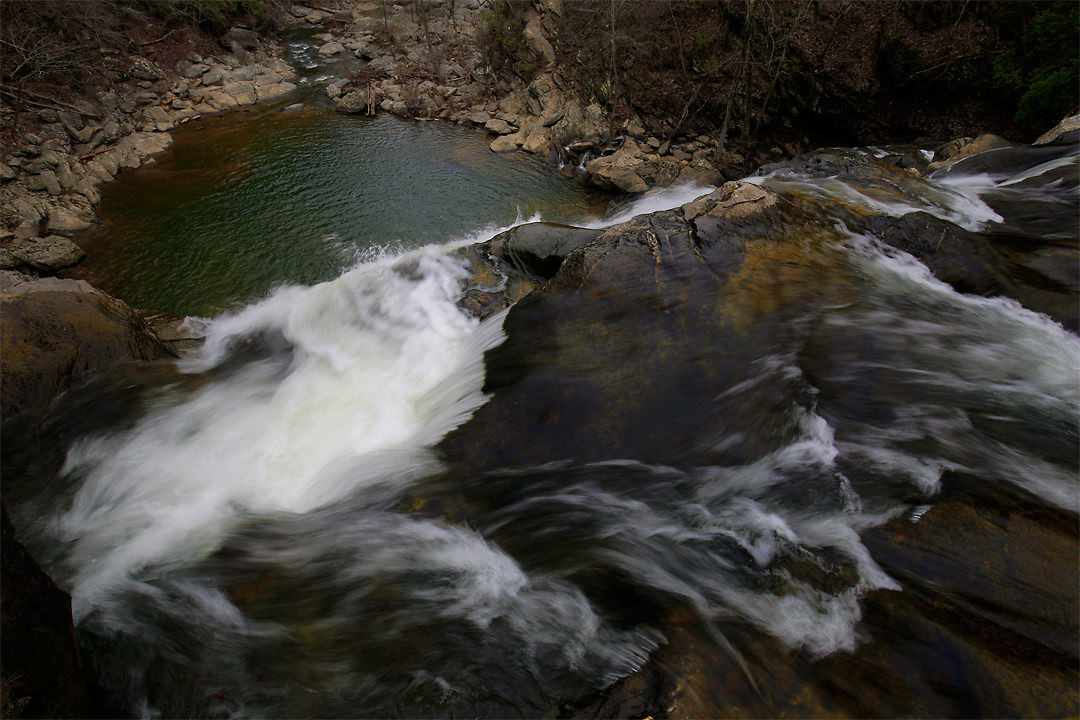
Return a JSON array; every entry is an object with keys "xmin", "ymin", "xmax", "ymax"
[{"xmin": 71, "ymin": 107, "xmax": 606, "ymax": 316}]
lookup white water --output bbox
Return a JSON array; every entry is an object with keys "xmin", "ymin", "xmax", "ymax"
[{"xmin": 47, "ymin": 188, "xmax": 712, "ymax": 623}]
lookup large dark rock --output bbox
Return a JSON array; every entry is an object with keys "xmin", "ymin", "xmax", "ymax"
[
  {"xmin": 442, "ymin": 183, "xmax": 833, "ymax": 469},
  {"xmin": 1, "ymin": 279, "xmax": 176, "ymax": 425},
  {"xmin": 1, "ymin": 508, "xmax": 113, "ymax": 718},
  {"xmin": 492, "ymin": 222, "xmax": 602, "ymax": 279}
]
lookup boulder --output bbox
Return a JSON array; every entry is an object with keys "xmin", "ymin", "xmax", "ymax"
[
  {"xmin": 222, "ymin": 81, "xmax": 258, "ymax": 105},
  {"xmin": 10, "ymin": 235, "xmax": 86, "ymax": 272},
  {"xmin": 2, "ymin": 508, "xmax": 113, "ymax": 718},
  {"xmin": 584, "ymin": 138, "xmax": 650, "ymax": 193},
  {"xmin": 485, "ymin": 118, "xmax": 516, "ymax": 135},
  {"xmin": 46, "ymin": 205, "xmax": 94, "ymax": 234},
  {"xmin": 1034, "ymin": 113, "xmax": 1080, "ymax": 146},
  {"xmin": 521, "ymin": 126, "xmax": 552, "ymax": 155},
  {"xmin": 336, "ymin": 90, "xmax": 369, "ymax": 114},
  {"xmin": 492, "ymin": 222, "xmax": 603, "ymax": 278},
  {"xmin": 318, "ymin": 41, "xmax": 347, "ymax": 57},
  {"xmin": 928, "ymin": 134, "xmax": 1013, "ymax": 170},
  {"xmin": 220, "ymin": 26, "xmax": 261, "ymax": 51},
  {"xmin": 490, "ymin": 132, "xmax": 523, "ymax": 153},
  {"xmin": 1, "ymin": 279, "xmax": 175, "ymax": 423}
]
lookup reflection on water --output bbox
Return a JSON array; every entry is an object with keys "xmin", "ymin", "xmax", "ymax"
[{"xmin": 67, "ymin": 109, "xmax": 608, "ymax": 316}]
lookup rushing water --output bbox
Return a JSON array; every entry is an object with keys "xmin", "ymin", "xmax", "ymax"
[{"xmin": 9, "ymin": 99, "xmax": 1079, "ymax": 718}]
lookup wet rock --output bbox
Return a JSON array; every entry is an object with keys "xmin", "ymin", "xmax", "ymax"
[
  {"xmin": 1, "ymin": 508, "xmax": 113, "ymax": 718},
  {"xmin": 878, "ymin": 212, "xmax": 1004, "ymax": 296},
  {"xmin": 457, "ymin": 288, "xmax": 510, "ymax": 320},
  {"xmin": 492, "ymin": 222, "xmax": 603, "ymax": 278},
  {"xmin": 0, "ymin": 279, "xmax": 175, "ymax": 423}
]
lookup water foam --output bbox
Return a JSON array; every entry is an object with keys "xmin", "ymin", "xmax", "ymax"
[{"xmin": 56, "ymin": 245, "xmax": 504, "ymax": 618}]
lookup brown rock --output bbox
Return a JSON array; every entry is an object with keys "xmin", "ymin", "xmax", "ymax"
[{"xmin": 0, "ymin": 279, "xmax": 175, "ymax": 423}]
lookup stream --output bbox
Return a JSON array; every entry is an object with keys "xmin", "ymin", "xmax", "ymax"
[{"xmin": 5, "ymin": 35, "xmax": 1079, "ymax": 720}]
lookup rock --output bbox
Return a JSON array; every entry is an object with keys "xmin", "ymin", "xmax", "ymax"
[
  {"xmin": 0, "ymin": 163, "xmax": 16, "ymax": 181},
  {"xmin": 585, "ymin": 138, "xmax": 649, "ymax": 193},
  {"xmin": 290, "ymin": 4, "xmax": 313, "ymax": 17},
  {"xmin": 457, "ymin": 289, "xmax": 510, "ymax": 320},
  {"xmin": 33, "ymin": 170, "xmax": 62, "ymax": 195},
  {"xmin": 542, "ymin": 110, "xmax": 565, "ymax": 128},
  {"xmin": 10, "ymin": 235, "xmax": 85, "ymax": 272},
  {"xmin": 129, "ymin": 56, "xmax": 161, "ymax": 81},
  {"xmin": 318, "ymin": 41, "xmax": 346, "ymax": 57},
  {"xmin": 57, "ymin": 109, "xmax": 84, "ymax": 133},
  {"xmin": 0, "ymin": 279, "xmax": 175, "ymax": 423},
  {"xmin": 2, "ymin": 508, "xmax": 113, "ymax": 718},
  {"xmin": 523, "ymin": 9, "xmax": 556, "ymax": 67},
  {"xmin": 55, "ymin": 161, "xmax": 77, "ymax": 190},
  {"xmin": 928, "ymin": 134, "xmax": 1013, "ymax": 169},
  {"xmin": 222, "ymin": 81, "xmax": 258, "ymax": 105},
  {"xmin": 180, "ymin": 61, "xmax": 210, "ymax": 78},
  {"xmin": 469, "ymin": 110, "xmax": 492, "ymax": 125},
  {"xmin": 47, "ymin": 205, "xmax": 94, "ymax": 234},
  {"xmin": 521, "ymin": 126, "xmax": 552, "ymax": 155},
  {"xmin": 493, "ymin": 222, "xmax": 603, "ymax": 278},
  {"xmin": 257, "ymin": 82, "xmax": 297, "ymax": 102},
  {"xmin": 490, "ymin": 132, "xmax": 523, "ymax": 153},
  {"xmin": 486, "ymin": 118, "xmax": 515, "ymax": 135},
  {"xmin": 1034, "ymin": 113, "xmax": 1080, "ymax": 146},
  {"xmin": 336, "ymin": 90, "xmax": 369, "ymax": 114},
  {"xmin": 220, "ymin": 26, "xmax": 261, "ymax": 51}
]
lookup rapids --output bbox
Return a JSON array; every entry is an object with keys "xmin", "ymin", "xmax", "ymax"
[{"xmin": 5, "ymin": 128, "xmax": 1078, "ymax": 717}]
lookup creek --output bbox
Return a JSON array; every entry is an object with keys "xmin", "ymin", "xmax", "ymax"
[{"xmin": 6, "ymin": 43, "xmax": 1079, "ymax": 718}]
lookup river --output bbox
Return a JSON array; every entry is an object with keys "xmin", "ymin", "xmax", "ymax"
[{"xmin": 6, "ymin": 46, "xmax": 1078, "ymax": 719}]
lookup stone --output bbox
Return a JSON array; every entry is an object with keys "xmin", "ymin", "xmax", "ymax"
[
  {"xmin": 257, "ymin": 82, "xmax": 297, "ymax": 102},
  {"xmin": 46, "ymin": 205, "xmax": 94, "ymax": 234},
  {"xmin": 485, "ymin": 118, "xmax": 515, "ymax": 135},
  {"xmin": 494, "ymin": 222, "xmax": 603, "ymax": 278},
  {"xmin": 11, "ymin": 235, "xmax": 86, "ymax": 272},
  {"xmin": 318, "ymin": 41, "xmax": 346, "ymax": 57},
  {"xmin": 469, "ymin": 110, "xmax": 492, "ymax": 125},
  {"xmin": 490, "ymin": 132, "xmax": 523, "ymax": 153},
  {"xmin": 523, "ymin": 9, "xmax": 556, "ymax": 67},
  {"xmin": 929, "ymin": 134, "xmax": 1013, "ymax": 169},
  {"xmin": 521, "ymin": 126, "xmax": 551, "ymax": 155},
  {"xmin": 1, "ymin": 280, "xmax": 175, "ymax": 423},
  {"xmin": 222, "ymin": 81, "xmax": 258, "ymax": 105},
  {"xmin": 220, "ymin": 26, "xmax": 261, "ymax": 51},
  {"xmin": 336, "ymin": 90, "xmax": 369, "ymax": 114},
  {"xmin": 1034, "ymin": 113, "xmax": 1080, "ymax": 146},
  {"xmin": 35, "ymin": 170, "xmax": 62, "ymax": 195}
]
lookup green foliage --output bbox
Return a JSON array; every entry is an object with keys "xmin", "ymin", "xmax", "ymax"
[{"xmin": 989, "ymin": 1, "xmax": 1079, "ymax": 125}]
